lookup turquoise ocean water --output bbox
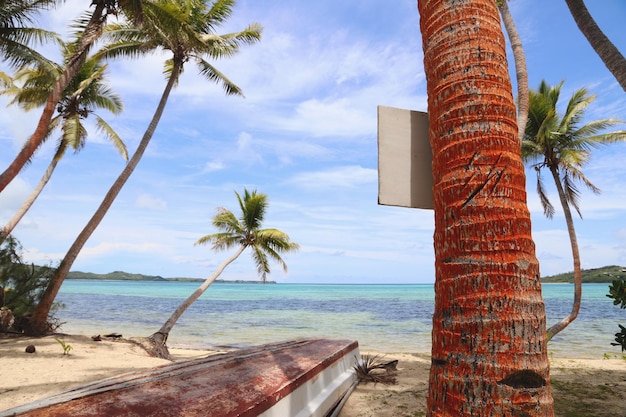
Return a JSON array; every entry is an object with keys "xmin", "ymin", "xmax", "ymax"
[{"xmin": 55, "ymin": 281, "xmax": 624, "ymax": 358}]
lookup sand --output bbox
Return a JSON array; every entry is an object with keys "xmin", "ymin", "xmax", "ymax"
[{"xmin": 1, "ymin": 334, "xmax": 625, "ymax": 416}]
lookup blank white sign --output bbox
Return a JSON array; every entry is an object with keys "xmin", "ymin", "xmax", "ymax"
[{"xmin": 377, "ymin": 105, "xmax": 433, "ymax": 210}]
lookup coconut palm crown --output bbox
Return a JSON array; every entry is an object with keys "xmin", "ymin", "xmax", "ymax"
[
  {"xmin": 195, "ymin": 188, "xmax": 300, "ymax": 282},
  {"xmin": 523, "ymin": 80, "xmax": 626, "ymax": 218}
]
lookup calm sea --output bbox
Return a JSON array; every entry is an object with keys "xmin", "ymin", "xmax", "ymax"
[{"xmin": 55, "ymin": 281, "xmax": 624, "ymax": 359}]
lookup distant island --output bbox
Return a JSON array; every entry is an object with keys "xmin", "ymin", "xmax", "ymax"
[
  {"xmin": 64, "ymin": 266, "xmax": 626, "ymax": 284},
  {"xmin": 66, "ymin": 270, "xmax": 276, "ymax": 284},
  {"xmin": 540, "ymin": 265, "xmax": 626, "ymax": 283}
]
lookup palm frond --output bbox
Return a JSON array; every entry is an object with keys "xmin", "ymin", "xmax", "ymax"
[
  {"xmin": 61, "ymin": 114, "xmax": 88, "ymax": 152},
  {"xmin": 196, "ymin": 58, "xmax": 242, "ymax": 96},
  {"xmin": 562, "ymin": 172, "xmax": 583, "ymax": 218},
  {"xmin": 95, "ymin": 115, "xmax": 128, "ymax": 160},
  {"xmin": 353, "ymin": 354, "xmax": 398, "ymax": 385},
  {"xmin": 536, "ymin": 168, "xmax": 554, "ymax": 219},
  {"xmin": 212, "ymin": 208, "xmax": 242, "ymax": 233},
  {"xmin": 251, "ymin": 246, "xmax": 270, "ymax": 281},
  {"xmin": 238, "ymin": 189, "xmax": 266, "ymax": 231},
  {"xmin": 205, "ymin": 0, "xmax": 236, "ymax": 30}
]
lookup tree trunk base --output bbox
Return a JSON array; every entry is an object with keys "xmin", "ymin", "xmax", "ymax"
[
  {"xmin": 131, "ymin": 333, "xmax": 171, "ymax": 360},
  {"xmin": 22, "ymin": 314, "xmax": 53, "ymax": 336}
]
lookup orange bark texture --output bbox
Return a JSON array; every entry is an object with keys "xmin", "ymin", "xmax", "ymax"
[{"xmin": 418, "ymin": 0, "xmax": 554, "ymax": 415}]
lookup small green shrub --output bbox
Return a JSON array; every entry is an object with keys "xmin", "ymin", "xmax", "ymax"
[{"xmin": 54, "ymin": 338, "xmax": 73, "ymax": 355}]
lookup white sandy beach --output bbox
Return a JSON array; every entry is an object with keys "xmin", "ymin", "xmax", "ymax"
[{"xmin": 1, "ymin": 334, "xmax": 625, "ymax": 416}]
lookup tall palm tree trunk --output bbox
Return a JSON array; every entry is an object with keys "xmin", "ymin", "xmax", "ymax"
[
  {"xmin": 26, "ymin": 60, "xmax": 183, "ymax": 335},
  {"xmin": 148, "ymin": 245, "xmax": 246, "ymax": 359},
  {"xmin": 545, "ymin": 166, "xmax": 582, "ymax": 340},
  {"xmin": 498, "ymin": 0, "xmax": 529, "ymax": 143},
  {"xmin": 564, "ymin": 0, "xmax": 626, "ymax": 92},
  {"xmin": 0, "ymin": 2, "xmax": 106, "ymax": 193},
  {"xmin": 1, "ymin": 150, "xmax": 61, "ymax": 241},
  {"xmin": 418, "ymin": 0, "xmax": 553, "ymax": 415}
]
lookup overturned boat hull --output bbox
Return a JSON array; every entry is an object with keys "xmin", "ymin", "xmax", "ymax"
[{"xmin": 2, "ymin": 338, "xmax": 360, "ymax": 417}]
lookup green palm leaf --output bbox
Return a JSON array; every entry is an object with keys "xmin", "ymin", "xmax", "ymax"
[{"xmin": 196, "ymin": 188, "xmax": 299, "ymax": 282}]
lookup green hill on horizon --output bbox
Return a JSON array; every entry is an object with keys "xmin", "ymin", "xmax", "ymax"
[
  {"xmin": 66, "ymin": 270, "xmax": 171, "ymax": 281},
  {"xmin": 65, "ymin": 270, "xmax": 275, "ymax": 284},
  {"xmin": 541, "ymin": 265, "xmax": 626, "ymax": 283},
  {"xmin": 65, "ymin": 266, "xmax": 626, "ymax": 284}
]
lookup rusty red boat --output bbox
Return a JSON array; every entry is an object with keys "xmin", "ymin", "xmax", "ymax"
[{"xmin": 1, "ymin": 338, "xmax": 360, "ymax": 417}]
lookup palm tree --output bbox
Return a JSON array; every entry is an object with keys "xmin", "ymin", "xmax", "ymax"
[
  {"xmin": 147, "ymin": 189, "xmax": 299, "ymax": 359},
  {"xmin": 0, "ymin": 0, "xmax": 60, "ymax": 69},
  {"xmin": 0, "ymin": 42, "xmax": 127, "ymax": 241},
  {"xmin": 522, "ymin": 80, "xmax": 626, "ymax": 341},
  {"xmin": 0, "ymin": 0, "xmax": 143, "ymax": 193},
  {"xmin": 417, "ymin": 0, "xmax": 553, "ymax": 414},
  {"xmin": 564, "ymin": 0, "xmax": 626, "ymax": 92},
  {"xmin": 26, "ymin": 0, "xmax": 261, "ymax": 335}
]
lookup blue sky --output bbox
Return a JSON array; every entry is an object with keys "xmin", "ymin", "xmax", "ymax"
[{"xmin": 0, "ymin": 0, "xmax": 625, "ymax": 284}]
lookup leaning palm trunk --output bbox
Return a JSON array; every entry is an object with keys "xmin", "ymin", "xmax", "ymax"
[
  {"xmin": 0, "ymin": 3, "xmax": 107, "ymax": 193},
  {"xmin": 1, "ymin": 147, "xmax": 64, "ymax": 242},
  {"xmin": 147, "ymin": 246, "xmax": 246, "ymax": 359},
  {"xmin": 0, "ymin": 159, "xmax": 58, "ymax": 241},
  {"xmin": 418, "ymin": 0, "xmax": 553, "ymax": 415},
  {"xmin": 545, "ymin": 166, "xmax": 582, "ymax": 340},
  {"xmin": 498, "ymin": 0, "xmax": 529, "ymax": 143},
  {"xmin": 26, "ymin": 60, "xmax": 183, "ymax": 335},
  {"xmin": 564, "ymin": 0, "xmax": 626, "ymax": 92}
]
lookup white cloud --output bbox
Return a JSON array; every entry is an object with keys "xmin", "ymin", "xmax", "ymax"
[
  {"xmin": 0, "ymin": 177, "xmax": 31, "ymax": 215},
  {"xmin": 288, "ymin": 166, "xmax": 377, "ymax": 189},
  {"xmin": 135, "ymin": 194, "xmax": 167, "ymax": 210}
]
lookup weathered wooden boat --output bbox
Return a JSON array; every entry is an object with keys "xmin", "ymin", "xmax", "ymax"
[{"xmin": 1, "ymin": 338, "xmax": 360, "ymax": 417}]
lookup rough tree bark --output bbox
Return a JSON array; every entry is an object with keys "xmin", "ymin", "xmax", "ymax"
[{"xmin": 417, "ymin": 0, "xmax": 554, "ymax": 415}]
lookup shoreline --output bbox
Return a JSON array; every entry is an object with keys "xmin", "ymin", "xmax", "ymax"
[{"xmin": 1, "ymin": 334, "xmax": 625, "ymax": 416}]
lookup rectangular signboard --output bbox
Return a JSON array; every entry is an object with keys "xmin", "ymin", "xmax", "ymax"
[{"xmin": 377, "ymin": 105, "xmax": 433, "ymax": 210}]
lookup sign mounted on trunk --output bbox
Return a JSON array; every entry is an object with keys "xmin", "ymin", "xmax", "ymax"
[{"xmin": 377, "ymin": 105, "xmax": 433, "ymax": 210}]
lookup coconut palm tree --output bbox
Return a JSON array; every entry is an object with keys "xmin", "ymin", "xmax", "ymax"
[
  {"xmin": 0, "ymin": 0, "xmax": 60, "ymax": 69},
  {"xmin": 564, "ymin": 0, "xmax": 626, "ymax": 92},
  {"xmin": 0, "ymin": 0, "xmax": 143, "ymax": 193},
  {"xmin": 26, "ymin": 0, "xmax": 261, "ymax": 335},
  {"xmin": 418, "ymin": 0, "xmax": 553, "ymax": 414},
  {"xmin": 148, "ymin": 189, "xmax": 299, "ymax": 359},
  {"xmin": 0, "ymin": 41, "xmax": 127, "ymax": 241},
  {"xmin": 522, "ymin": 80, "xmax": 626, "ymax": 340}
]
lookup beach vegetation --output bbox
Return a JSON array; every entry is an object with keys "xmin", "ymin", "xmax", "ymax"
[
  {"xmin": 25, "ymin": 0, "xmax": 262, "ymax": 336},
  {"xmin": 0, "ymin": 0, "xmax": 143, "ymax": 193},
  {"xmin": 54, "ymin": 337, "xmax": 72, "ymax": 355},
  {"xmin": 522, "ymin": 80, "xmax": 626, "ymax": 341},
  {"xmin": 607, "ymin": 278, "xmax": 626, "ymax": 351},
  {"xmin": 354, "ymin": 354, "xmax": 398, "ymax": 385},
  {"xmin": 0, "ymin": 38, "xmax": 127, "ymax": 240},
  {"xmin": 418, "ymin": 0, "xmax": 553, "ymax": 414},
  {"xmin": 144, "ymin": 188, "xmax": 299, "ymax": 359},
  {"xmin": 0, "ymin": 235, "xmax": 60, "ymax": 333}
]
